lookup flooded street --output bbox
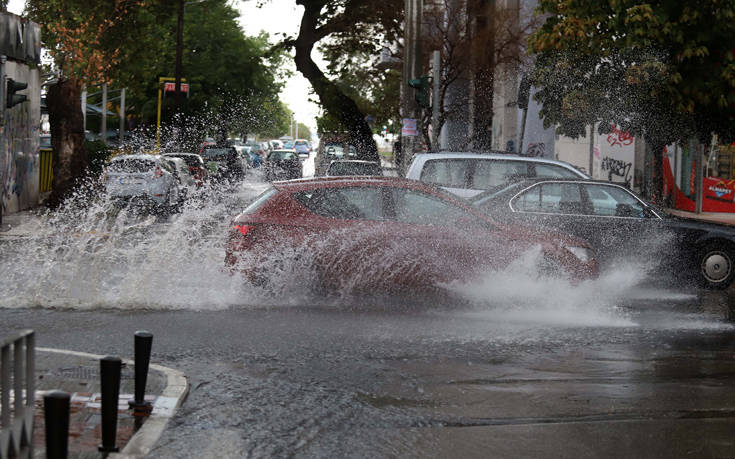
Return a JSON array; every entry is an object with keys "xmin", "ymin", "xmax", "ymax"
[{"xmin": 2, "ymin": 170, "xmax": 735, "ymax": 457}]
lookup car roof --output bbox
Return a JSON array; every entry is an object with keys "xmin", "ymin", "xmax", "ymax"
[
  {"xmin": 110, "ymin": 154, "xmax": 162, "ymax": 162},
  {"xmin": 271, "ymin": 176, "xmax": 439, "ymax": 193},
  {"xmin": 412, "ymin": 151, "xmax": 583, "ymax": 166},
  {"xmin": 328, "ymin": 160, "xmax": 379, "ymax": 164},
  {"xmin": 470, "ymin": 177, "xmax": 639, "ymax": 202}
]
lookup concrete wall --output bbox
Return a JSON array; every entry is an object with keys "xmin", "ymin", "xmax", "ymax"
[{"xmin": 1, "ymin": 60, "xmax": 41, "ymax": 214}]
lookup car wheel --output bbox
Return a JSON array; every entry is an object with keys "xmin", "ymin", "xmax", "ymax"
[{"xmin": 698, "ymin": 243, "xmax": 735, "ymax": 289}]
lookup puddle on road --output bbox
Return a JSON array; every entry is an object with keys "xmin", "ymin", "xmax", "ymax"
[{"xmin": 0, "ymin": 176, "xmax": 732, "ymax": 333}]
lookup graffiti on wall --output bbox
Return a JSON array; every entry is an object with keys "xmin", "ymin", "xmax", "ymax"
[
  {"xmin": 600, "ymin": 156, "xmax": 633, "ymax": 187},
  {"xmin": 524, "ymin": 142, "xmax": 546, "ymax": 157},
  {"xmin": 2, "ymin": 98, "xmax": 37, "ymax": 214}
]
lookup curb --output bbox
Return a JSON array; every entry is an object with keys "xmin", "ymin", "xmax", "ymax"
[{"xmin": 37, "ymin": 347, "xmax": 189, "ymax": 458}]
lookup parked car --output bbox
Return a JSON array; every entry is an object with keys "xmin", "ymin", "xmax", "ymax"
[
  {"xmin": 102, "ymin": 154, "xmax": 182, "ymax": 212},
  {"xmin": 264, "ymin": 149, "xmax": 302, "ymax": 181},
  {"xmin": 162, "ymin": 152, "xmax": 207, "ymax": 187},
  {"xmin": 471, "ymin": 178, "xmax": 735, "ymax": 289},
  {"xmin": 405, "ymin": 152, "xmax": 589, "ymax": 198},
  {"xmin": 200, "ymin": 146, "xmax": 246, "ymax": 181},
  {"xmin": 325, "ymin": 160, "xmax": 383, "ymax": 176},
  {"xmin": 226, "ymin": 177, "xmax": 598, "ymax": 293},
  {"xmin": 164, "ymin": 156, "xmax": 197, "ymax": 200}
]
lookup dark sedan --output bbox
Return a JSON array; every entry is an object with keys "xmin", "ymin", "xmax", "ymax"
[
  {"xmin": 471, "ymin": 178, "xmax": 735, "ymax": 289},
  {"xmin": 264, "ymin": 149, "xmax": 302, "ymax": 181}
]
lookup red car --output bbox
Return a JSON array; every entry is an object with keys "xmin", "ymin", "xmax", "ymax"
[{"xmin": 225, "ymin": 177, "xmax": 598, "ymax": 294}]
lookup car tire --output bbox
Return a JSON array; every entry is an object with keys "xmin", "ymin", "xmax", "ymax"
[{"xmin": 698, "ymin": 243, "xmax": 735, "ymax": 289}]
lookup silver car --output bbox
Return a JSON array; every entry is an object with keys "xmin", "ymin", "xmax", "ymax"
[
  {"xmin": 405, "ymin": 152, "xmax": 589, "ymax": 198},
  {"xmin": 103, "ymin": 154, "xmax": 182, "ymax": 210}
]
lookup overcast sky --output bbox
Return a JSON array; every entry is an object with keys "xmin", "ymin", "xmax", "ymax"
[{"xmin": 8, "ymin": 0, "xmax": 322, "ymax": 135}]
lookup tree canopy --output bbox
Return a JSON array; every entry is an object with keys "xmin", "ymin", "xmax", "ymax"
[
  {"xmin": 529, "ymin": 0, "xmax": 735, "ymax": 147},
  {"xmin": 286, "ymin": 0, "xmax": 402, "ymax": 160}
]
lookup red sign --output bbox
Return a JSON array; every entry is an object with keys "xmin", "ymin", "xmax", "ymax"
[{"xmin": 163, "ymin": 82, "xmax": 189, "ymax": 93}]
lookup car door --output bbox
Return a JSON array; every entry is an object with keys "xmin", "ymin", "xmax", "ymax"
[
  {"xmin": 382, "ymin": 186, "xmax": 511, "ymax": 287},
  {"xmin": 507, "ymin": 182, "xmax": 591, "ymax": 241},
  {"xmin": 289, "ymin": 185, "xmax": 391, "ymax": 291},
  {"xmin": 577, "ymin": 183, "xmax": 665, "ymax": 266}
]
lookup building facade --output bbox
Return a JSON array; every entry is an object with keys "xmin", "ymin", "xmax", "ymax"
[{"xmin": 0, "ymin": 13, "xmax": 41, "ymax": 217}]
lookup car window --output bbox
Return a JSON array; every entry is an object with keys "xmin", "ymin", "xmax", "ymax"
[
  {"xmin": 108, "ymin": 158, "xmax": 155, "ymax": 173},
  {"xmin": 584, "ymin": 184, "xmax": 647, "ymax": 217},
  {"xmin": 534, "ymin": 163, "xmax": 581, "ymax": 178},
  {"xmin": 243, "ymin": 187, "xmax": 278, "ymax": 214},
  {"xmin": 327, "ymin": 162, "xmax": 382, "ymax": 176},
  {"xmin": 420, "ymin": 159, "xmax": 470, "ymax": 188},
  {"xmin": 389, "ymin": 188, "xmax": 483, "ymax": 226},
  {"xmin": 293, "ymin": 187, "xmax": 384, "ymax": 220},
  {"xmin": 471, "ymin": 160, "xmax": 529, "ymax": 189},
  {"xmin": 268, "ymin": 151, "xmax": 297, "ymax": 161},
  {"xmin": 513, "ymin": 182, "xmax": 586, "ymax": 214}
]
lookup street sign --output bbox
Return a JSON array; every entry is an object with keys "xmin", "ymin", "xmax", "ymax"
[
  {"xmin": 163, "ymin": 82, "xmax": 189, "ymax": 93},
  {"xmin": 402, "ymin": 118, "xmax": 418, "ymax": 136}
]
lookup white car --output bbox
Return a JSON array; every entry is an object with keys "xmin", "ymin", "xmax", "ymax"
[
  {"xmin": 103, "ymin": 154, "xmax": 182, "ymax": 211},
  {"xmin": 405, "ymin": 152, "xmax": 589, "ymax": 198}
]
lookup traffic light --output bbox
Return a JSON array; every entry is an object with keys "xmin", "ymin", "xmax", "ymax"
[
  {"xmin": 6, "ymin": 78, "xmax": 28, "ymax": 108},
  {"xmin": 408, "ymin": 76, "xmax": 430, "ymax": 109}
]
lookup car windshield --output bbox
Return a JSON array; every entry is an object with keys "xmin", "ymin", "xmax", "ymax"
[
  {"xmin": 108, "ymin": 158, "xmax": 156, "ymax": 173},
  {"xmin": 268, "ymin": 151, "xmax": 297, "ymax": 161},
  {"xmin": 201, "ymin": 148, "xmax": 231, "ymax": 159},
  {"xmin": 328, "ymin": 162, "xmax": 381, "ymax": 176}
]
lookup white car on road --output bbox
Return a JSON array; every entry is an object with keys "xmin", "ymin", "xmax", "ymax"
[
  {"xmin": 103, "ymin": 154, "xmax": 182, "ymax": 212},
  {"xmin": 405, "ymin": 152, "xmax": 588, "ymax": 198}
]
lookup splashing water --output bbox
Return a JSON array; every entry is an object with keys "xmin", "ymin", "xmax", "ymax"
[{"xmin": 0, "ymin": 170, "xmax": 719, "ymax": 332}]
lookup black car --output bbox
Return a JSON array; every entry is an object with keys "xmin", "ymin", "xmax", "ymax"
[
  {"xmin": 200, "ymin": 146, "xmax": 246, "ymax": 182},
  {"xmin": 471, "ymin": 178, "xmax": 735, "ymax": 289},
  {"xmin": 265, "ymin": 149, "xmax": 302, "ymax": 181}
]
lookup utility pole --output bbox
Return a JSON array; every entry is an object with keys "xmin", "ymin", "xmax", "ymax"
[
  {"xmin": 400, "ymin": 0, "xmax": 423, "ymax": 176},
  {"xmin": 174, "ymin": 0, "xmax": 185, "ymax": 111},
  {"xmin": 119, "ymin": 88, "xmax": 126, "ymax": 146},
  {"xmin": 101, "ymin": 83, "xmax": 107, "ymax": 143},
  {"xmin": 431, "ymin": 50, "xmax": 440, "ymax": 151}
]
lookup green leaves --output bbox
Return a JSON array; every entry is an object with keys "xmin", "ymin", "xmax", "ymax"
[{"xmin": 530, "ymin": 0, "xmax": 735, "ymax": 145}]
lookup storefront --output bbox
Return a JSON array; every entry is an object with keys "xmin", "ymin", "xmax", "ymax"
[{"xmin": 663, "ymin": 137, "xmax": 735, "ymax": 213}]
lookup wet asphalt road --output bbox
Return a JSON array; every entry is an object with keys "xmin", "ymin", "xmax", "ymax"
[
  {"xmin": 2, "ymin": 294, "xmax": 735, "ymax": 458},
  {"xmin": 3, "ymin": 162, "xmax": 735, "ymax": 457}
]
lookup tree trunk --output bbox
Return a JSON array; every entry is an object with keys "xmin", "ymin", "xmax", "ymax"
[
  {"xmin": 294, "ymin": 2, "xmax": 378, "ymax": 161},
  {"xmin": 46, "ymin": 77, "xmax": 87, "ymax": 208},
  {"xmin": 644, "ymin": 136, "xmax": 665, "ymax": 204}
]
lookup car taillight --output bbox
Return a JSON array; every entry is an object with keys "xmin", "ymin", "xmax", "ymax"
[
  {"xmin": 234, "ymin": 224, "xmax": 254, "ymax": 236},
  {"xmin": 154, "ymin": 166, "xmax": 163, "ymax": 178}
]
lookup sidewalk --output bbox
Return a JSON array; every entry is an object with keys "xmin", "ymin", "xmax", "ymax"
[
  {"xmin": 0, "ymin": 208, "xmax": 44, "ymax": 234},
  {"xmin": 31, "ymin": 348, "xmax": 188, "ymax": 458}
]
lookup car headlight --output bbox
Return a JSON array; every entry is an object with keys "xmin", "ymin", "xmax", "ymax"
[{"xmin": 565, "ymin": 246, "xmax": 593, "ymax": 262}]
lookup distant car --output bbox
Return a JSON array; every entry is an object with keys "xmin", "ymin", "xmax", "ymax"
[
  {"xmin": 471, "ymin": 178, "xmax": 735, "ymax": 289},
  {"xmin": 225, "ymin": 177, "xmax": 599, "ymax": 293},
  {"xmin": 162, "ymin": 153, "xmax": 207, "ymax": 187},
  {"xmin": 264, "ymin": 149, "xmax": 302, "ymax": 181},
  {"xmin": 325, "ymin": 160, "xmax": 382, "ymax": 176},
  {"xmin": 200, "ymin": 146, "xmax": 246, "ymax": 181},
  {"xmin": 293, "ymin": 139, "xmax": 310, "ymax": 155},
  {"xmin": 405, "ymin": 152, "xmax": 589, "ymax": 198},
  {"xmin": 103, "ymin": 154, "xmax": 182, "ymax": 212}
]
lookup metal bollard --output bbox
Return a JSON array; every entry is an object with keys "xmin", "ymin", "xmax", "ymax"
[
  {"xmin": 98, "ymin": 356, "xmax": 121, "ymax": 453},
  {"xmin": 128, "ymin": 330, "xmax": 153, "ymax": 411},
  {"xmin": 44, "ymin": 390, "xmax": 70, "ymax": 459}
]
